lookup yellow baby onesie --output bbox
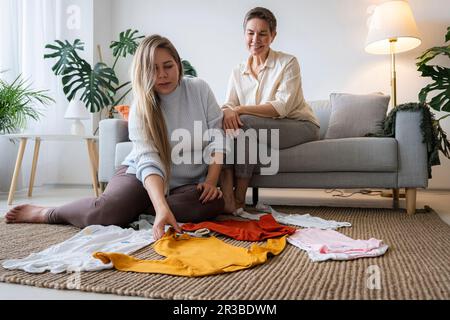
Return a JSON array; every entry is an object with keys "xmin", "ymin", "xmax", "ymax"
[{"xmin": 93, "ymin": 228, "xmax": 286, "ymax": 277}]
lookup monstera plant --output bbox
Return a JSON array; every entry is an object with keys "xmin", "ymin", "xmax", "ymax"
[
  {"xmin": 44, "ymin": 29, "xmax": 144, "ymax": 114},
  {"xmin": 44, "ymin": 30, "xmax": 198, "ymax": 116},
  {"xmin": 417, "ymin": 26, "xmax": 450, "ymax": 116},
  {"xmin": 416, "ymin": 26, "xmax": 450, "ymax": 158}
]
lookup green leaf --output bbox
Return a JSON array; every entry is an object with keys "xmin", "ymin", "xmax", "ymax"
[
  {"xmin": 419, "ymin": 84, "xmax": 433, "ymax": 104},
  {"xmin": 416, "ymin": 46, "xmax": 450, "ymax": 67},
  {"xmin": 416, "ymin": 26, "xmax": 450, "ymax": 116},
  {"xmin": 44, "ymin": 39, "xmax": 84, "ymax": 75},
  {"xmin": 442, "ymin": 87, "xmax": 450, "ymax": 112},
  {"xmin": 44, "ymin": 31, "xmax": 146, "ymax": 113},
  {"xmin": 0, "ymin": 75, "xmax": 54, "ymax": 134},
  {"xmin": 110, "ymin": 29, "xmax": 144, "ymax": 59},
  {"xmin": 61, "ymin": 62, "xmax": 119, "ymax": 112},
  {"xmin": 429, "ymin": 91, "xmax": 448, "ymax": 111},
  {"xmin": 182, "ymin": 60, "xmax": 197, "ymax": 77}
]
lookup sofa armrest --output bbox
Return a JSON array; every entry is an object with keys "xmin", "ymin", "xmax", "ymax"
[
  {"xmin": 395, "ymin": 110, "xmax": 428, "ymax": 188},
  {"xmin": 99, "ymin": 119, "xmax": 130, "ymax": 182}
]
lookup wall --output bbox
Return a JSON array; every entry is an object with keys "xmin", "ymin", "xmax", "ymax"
[{"xmin": 109, "ymin": 0, "xmax": 450, "ymax": 189}]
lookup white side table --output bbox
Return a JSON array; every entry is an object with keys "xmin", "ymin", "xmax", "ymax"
[{"xmin": 4, "ymin": 134, "xmax": 100, "ymax": 205}]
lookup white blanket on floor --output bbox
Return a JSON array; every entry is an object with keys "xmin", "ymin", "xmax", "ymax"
[{"xmin": 2, "ymin": 225, "xmax": 154, "ymax": 273}]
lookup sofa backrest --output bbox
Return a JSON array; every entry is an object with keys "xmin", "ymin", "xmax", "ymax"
[{"xmin": 307, "ymin": 100, "xmax": 331, "ymax": 140}]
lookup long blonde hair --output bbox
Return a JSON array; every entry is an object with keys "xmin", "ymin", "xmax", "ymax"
[{"xmin": 131, "ymin": 35, "xmax": 183, "ymax": 187}]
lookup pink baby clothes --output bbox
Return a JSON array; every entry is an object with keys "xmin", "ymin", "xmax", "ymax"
[{"xmin": 287, "ymin": 228, "xmax": 388, "ymax": 262}]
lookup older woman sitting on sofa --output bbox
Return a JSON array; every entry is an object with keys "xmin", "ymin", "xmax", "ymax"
[{"xmin": 220, "ymin": 7, "xmax": 320, "ymax": 213}]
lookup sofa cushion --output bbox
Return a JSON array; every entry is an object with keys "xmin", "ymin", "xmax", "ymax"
[
  {"xmin": 308, "ymin": 100, "xmax": 331, "ymax": 140},
  {"xmin": 272, "ymin": 137, "xmax": 397, "ymax": 173},
  {"xmin": 325, "ymin": 93, "xmax": 390, "ymax": 139},
  {"xmin": 115, "ymin": 142, "xmax": 133, "ymax": 169},
  {"xmin": 116, "ymin": 138, "xmax": 397, "ymax": 175}
]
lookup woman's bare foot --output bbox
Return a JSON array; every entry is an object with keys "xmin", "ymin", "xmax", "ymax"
[
  {"xmin": 234, "ymin": 177, "xmax": 250, "ymax": 212},
  {"xmin": 5, "ymin": 204, "xmax": 50, "ymax": 224},
  {"xmin": 219, "ymin": 168, "xmax": 237, "ymax": 214},
  {"xmin": 235, "ymin": 200, "xmax": 246, "ymax": 211},
  {"xmin": 223, "ymin": 192, "xmax": 237, "ymax": 214}
]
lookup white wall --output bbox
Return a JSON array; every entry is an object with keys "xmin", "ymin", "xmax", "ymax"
[{"xmin": 107, "ymin": 0, "xmax": 450, "ymax": 189}]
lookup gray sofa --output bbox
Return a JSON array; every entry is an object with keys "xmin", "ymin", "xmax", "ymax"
[{"xmin": 99, "ymin": 100, "xmax": 428, "ymax": 214}]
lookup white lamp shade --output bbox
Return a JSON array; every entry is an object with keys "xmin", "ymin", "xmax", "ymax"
[
  {"xmin": 365, "ymin": 1, "xmax": 421, "ymax": 54},
  {"xmin": 64, "ymin": 99, "xmax": 90, "ymax": 120}
]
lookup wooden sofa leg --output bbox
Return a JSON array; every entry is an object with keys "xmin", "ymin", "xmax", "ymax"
[
  {"xmin": 252, "ymin": 187, "xmax": 259, "ymax": 206},
  {"xmin": 405, "ymin": 188, "xmax": 416, "ymax": 215},
  {"xmin": 392, "ymin": 188, "xmax": 400, "ymax": 200}
]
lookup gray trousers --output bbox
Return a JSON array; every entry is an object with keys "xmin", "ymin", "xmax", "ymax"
[
  {"xmin": 46, "ymin": 165, "xmax": 224, "ymax": 228},
  {"xmin": 225, "ymin": 115, "xmax": 320, "ymax": 178}
]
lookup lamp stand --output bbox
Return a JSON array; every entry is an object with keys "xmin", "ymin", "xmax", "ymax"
[
  {"xmin": 390, "ymin": 39, "xmax": 397, "ymax": 108},
  {"xmin": 381, "ymin": 39, "xmax": 404, "ymax": 200},
  {"xmin": 70, "ymin": 119, "xmax": 86, "ymax": 136}
]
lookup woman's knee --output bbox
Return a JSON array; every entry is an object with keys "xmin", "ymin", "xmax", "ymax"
[
  {"xmin": 183, "ymin": 197, "xmax": 224, "ymax": 223},
  {"xmin": 201, "ymin": 197, "xmax": 225, "ymax": 220},
  {"xmin": 168, "ymin": 187, "xmax": 225, "ymax": 222},
  {"xmin": 239, "ymin": 115, "xmax": 261, "ymax": 129},
  {"xmin": 82, "ymin": 197, "xmax": 135, "ymax": 227}
]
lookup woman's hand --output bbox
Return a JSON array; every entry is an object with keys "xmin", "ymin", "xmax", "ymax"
[
  {"xmin": 197, "ymin": 181, "xmax": 223, "ymax": 204},
  {"xmin": 222, "ymin": 107, "xmax": 243, "ymax": 134},
  {"xmin": 153, "ymin": 206, "xmax": 182, "ymax": 241}
]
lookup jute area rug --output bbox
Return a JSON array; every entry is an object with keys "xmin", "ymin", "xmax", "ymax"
[{"xmin": 0, "ymin": 206, "xmax": 449, "ymax": 300}]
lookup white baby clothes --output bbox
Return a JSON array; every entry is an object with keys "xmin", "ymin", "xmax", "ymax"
[
  {"xmin": 232, "ymin": 203, "xmax": 351, "ymax": 230},
  {"xmin": 129, "ymin": 214, "xmax": 209, "ymax": 237},
  {"xmin": 287, "ymin": 228, "xmax": 388, "ymax": 262},
  {"xmin": 129, "ymin": 214, "xmax": 156, "ymax": 231},
  {"xmin": 2, "ymin": 225, "xmax": 154, "ymax": 273}
]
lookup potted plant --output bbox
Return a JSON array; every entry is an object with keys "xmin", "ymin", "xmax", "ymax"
[
  {"xmin": 416, "ymin": 26, "xmax": 450, "ymax": 158},
  {"xmin": 44, "ymin": 29, "xmax": 144, "ymax": 117},
  {"xmin": 0, "ymin": 73, "xmax": 54, "ymax": 192},
  {"xmin": 44, "ymin": 29, "xmax": 198, "ymax": 120},
  {"xmin": 0, "ymin": 74, "xmax": 54, "ymax": 134}
]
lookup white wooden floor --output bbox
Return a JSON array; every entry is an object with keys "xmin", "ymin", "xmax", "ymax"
[{"xmin": 1, "ymin": 185, "xmax": 449, "ymax": 300}]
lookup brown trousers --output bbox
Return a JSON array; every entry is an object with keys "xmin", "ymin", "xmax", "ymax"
[{"xmin": 46, "ymin": 165, "xmax": 224, "ymax": 228}]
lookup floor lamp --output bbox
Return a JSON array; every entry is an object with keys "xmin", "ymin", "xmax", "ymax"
[{"xmin": 365, "ymin": 0, "xmax": 421, "ymax": 199}]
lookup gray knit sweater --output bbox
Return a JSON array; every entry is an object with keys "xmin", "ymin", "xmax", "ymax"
[{"xmin": 122, "ymin": 77, "xmax": 227, "ymax": 191}]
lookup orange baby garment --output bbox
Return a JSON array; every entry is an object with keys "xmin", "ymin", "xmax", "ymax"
[
  {"xmin": 93, "ymin": 228, "xmax": 286, "ymax": 277},
  {"xmin": 181, "ymin": 214, "xmax": 296, "ymax": 241}
]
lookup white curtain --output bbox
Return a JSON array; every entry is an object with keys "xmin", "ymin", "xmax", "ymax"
[
  {"xmin": 0, "ymin": 0, "xmax": 67, "ymax": 192},
  {"xmin": 0, "ymin": 0, "xmax": 64, "ymax": 127}
]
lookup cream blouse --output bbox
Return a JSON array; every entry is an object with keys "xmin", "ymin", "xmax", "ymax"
[{"xmin": 223, "ymin": 49, "xmax": 319, "ymax": 127}]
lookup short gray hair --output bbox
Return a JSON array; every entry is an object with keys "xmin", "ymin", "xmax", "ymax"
[{"xmin": 243, "ymin": 7, "xmax": 277, "ymax": 34}]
